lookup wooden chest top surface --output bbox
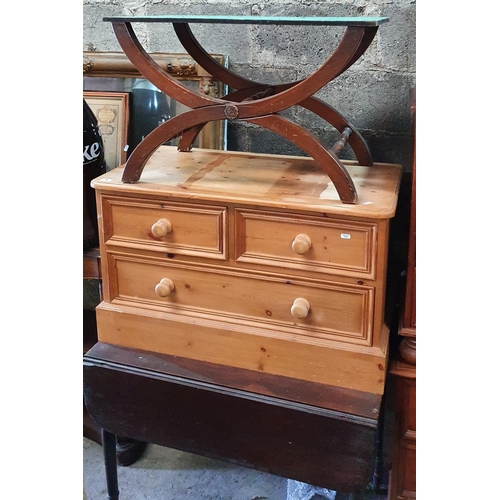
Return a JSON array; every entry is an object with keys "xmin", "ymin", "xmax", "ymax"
[{"xmin": 92, "ymin": 146, "xmax": 402, "ymax": 219}]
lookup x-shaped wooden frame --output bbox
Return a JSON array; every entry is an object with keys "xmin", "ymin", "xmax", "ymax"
[{"xmin": 110, "ymin": 21, "xmax": 378, "ymax": 203}]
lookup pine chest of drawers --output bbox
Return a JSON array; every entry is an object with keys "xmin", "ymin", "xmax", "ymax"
[{"xmin": 92, "ymin": 146, "xmax": 401, "ymax": 399}]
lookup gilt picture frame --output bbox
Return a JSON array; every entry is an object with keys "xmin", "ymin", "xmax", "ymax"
[
  {"xmin": 83, "ymin": 91, "xmax": 130, "ymax": 170},
  {"xmin": 83, "ymin": 51, "xmax": 227, "ymax": 154}
]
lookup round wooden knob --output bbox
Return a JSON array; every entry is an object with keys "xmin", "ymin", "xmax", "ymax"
[
  {"xmin": 292, "ymin": 234, "xmax": 312, "ymax": 255},
  {"xmin": 155, "ymin": 278, "xmax": 175, "ymax": 298},
  {"xmin": 151, "ymin": 218, "xmax": 172, "ymax": 238},
  {"xmin": 291, "ymin": 298, "xmax": 310, "ymax": 319}
]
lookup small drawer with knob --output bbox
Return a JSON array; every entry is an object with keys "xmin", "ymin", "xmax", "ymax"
[
  {"xmin": 106, "ymin": 252, "xmax": 374, "ymax": 346},
  {"xmin": 100, "ymin": 195, "xmax": 227, "ymax": 259},
  {"xmin": 235, "ymin": 209, "xmax": 377, "ymax": 279}
]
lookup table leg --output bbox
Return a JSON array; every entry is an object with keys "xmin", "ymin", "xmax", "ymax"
[{"xmin": 101, "ymin": 429, "xmax": 119, "ymax": 500}]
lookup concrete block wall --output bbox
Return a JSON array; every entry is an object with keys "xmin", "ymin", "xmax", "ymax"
[{"xmin": 83, "ymin": 0, "xmax": 416, "ymax": 171}]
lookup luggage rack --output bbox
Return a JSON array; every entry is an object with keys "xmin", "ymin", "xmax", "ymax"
[{"xmin": 103, "ymin": 14, "xmax": 389, "ymax": 203}]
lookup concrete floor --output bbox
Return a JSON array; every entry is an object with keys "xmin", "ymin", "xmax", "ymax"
[{"xmin": 83, "ymin": 438, "xmax": 388, "ymax": 500}]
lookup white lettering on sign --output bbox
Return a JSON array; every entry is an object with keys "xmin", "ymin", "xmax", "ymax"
[{"xmin": 83, "ymin": 142, "xmax": 101, "ymax": 164}]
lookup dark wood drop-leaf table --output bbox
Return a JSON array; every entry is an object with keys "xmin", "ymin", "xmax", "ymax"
[{"xmin": 84, "ymin": 342, "xmax": 384, "ymax": 499}]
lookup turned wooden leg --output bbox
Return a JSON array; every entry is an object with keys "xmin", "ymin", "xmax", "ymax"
[{"xmin": 102, "ymin": 429, "xmax": 119, "ymax": 500}]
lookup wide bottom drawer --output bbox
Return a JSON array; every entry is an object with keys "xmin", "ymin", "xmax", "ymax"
[
  {"xmin": 95, "ymin": 303, "xmax": 389, "ymax": 395},
  {"xmin": 106, "ymin": 253, "xmax": 374, "ymax": 346}
]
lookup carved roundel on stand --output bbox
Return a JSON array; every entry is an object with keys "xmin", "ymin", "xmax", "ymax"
[{"xmin": 224, "ymin": 104, "xmax": 239, "ymax": 120}]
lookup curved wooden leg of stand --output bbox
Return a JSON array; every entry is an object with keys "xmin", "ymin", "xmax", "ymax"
[
  {"xmin": 122, "ymin": 106, "xmax": 227, "ymax": 183},
  {"xmin": 111, "ymin": 22, "xmax": 216, "ymax": 110},
  {"xmin": 173, "ymin": 22, "xmax": 377, "ymax": 94},
  {"xmin": 173, "ymin": 21, "xmax": 376, "ymax": 151},
  {"xmin": 102, "ymin": 429, "xmax": 119, "ymax": 500},
  {"xmin": 247, "ymin": 114, "xmax": 358, "ymax": 203},
  {"xmin": 300, "ymin": 96, "xmax": 373, "ymax": 165},
  {"xmin": 117, "ymin": 20, "xmax": 374, "ymax": 197},
  {"xmin": 336, "ymin": 27, "xmax": 378, "ymax": 76},
  {"xmin": 174, "ymin": 23, "xmax": 367, "ymax": 117},
  {"xmin": 174, "ymin": 86, "xmax": 278, "ymax": 152},
  {"xmin": 123, "ymin": 105, "xmax": 358, "ymax": 202},
  {"xmin": 181, "ymin": 87, "xmax": 372, "ymax": 167},
  {"xmin": 178, "ymin": 123, "xmax": 206, "ymax": 152},
  {"xmin": 235, "ymin": 91, "xmax": 373, "ymax": 165},
  {"xmin": 174, "ymin": 22, "xmax": 297, "ymax": 91}
]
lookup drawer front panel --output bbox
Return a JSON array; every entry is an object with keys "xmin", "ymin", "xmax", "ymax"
[
  {"xmin": 235, "ymin": 209, "xmax": 377, "ymax": 279},
  {"xmin": 108, "ymin": 253, "xmax": 374, "ymax": 345},
  {"xmin": 101, "ymin": 196, "xmax": 227, "ymax": 259}
]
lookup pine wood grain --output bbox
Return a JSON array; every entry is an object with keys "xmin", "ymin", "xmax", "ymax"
[{"xmin": 93, "ymin": 147, "xmax": 401, "ymax": 403}]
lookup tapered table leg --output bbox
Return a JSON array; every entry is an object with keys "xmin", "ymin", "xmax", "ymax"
[{"xmin": 102, "ymin": 429, "xmax": 119, "ymax": 500}]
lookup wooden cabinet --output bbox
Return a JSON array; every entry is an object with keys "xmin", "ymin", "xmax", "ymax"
[
  {"xmin": 389, "ymin": 363, "xmax": 416, "ymax": 499},
  {"xmin": 92, "ymin": 146, "xmax": 401, "ymax": 406},
  {"xmin": 389, "ymin": 89, "xmax": 416, "ymax": 499}
]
